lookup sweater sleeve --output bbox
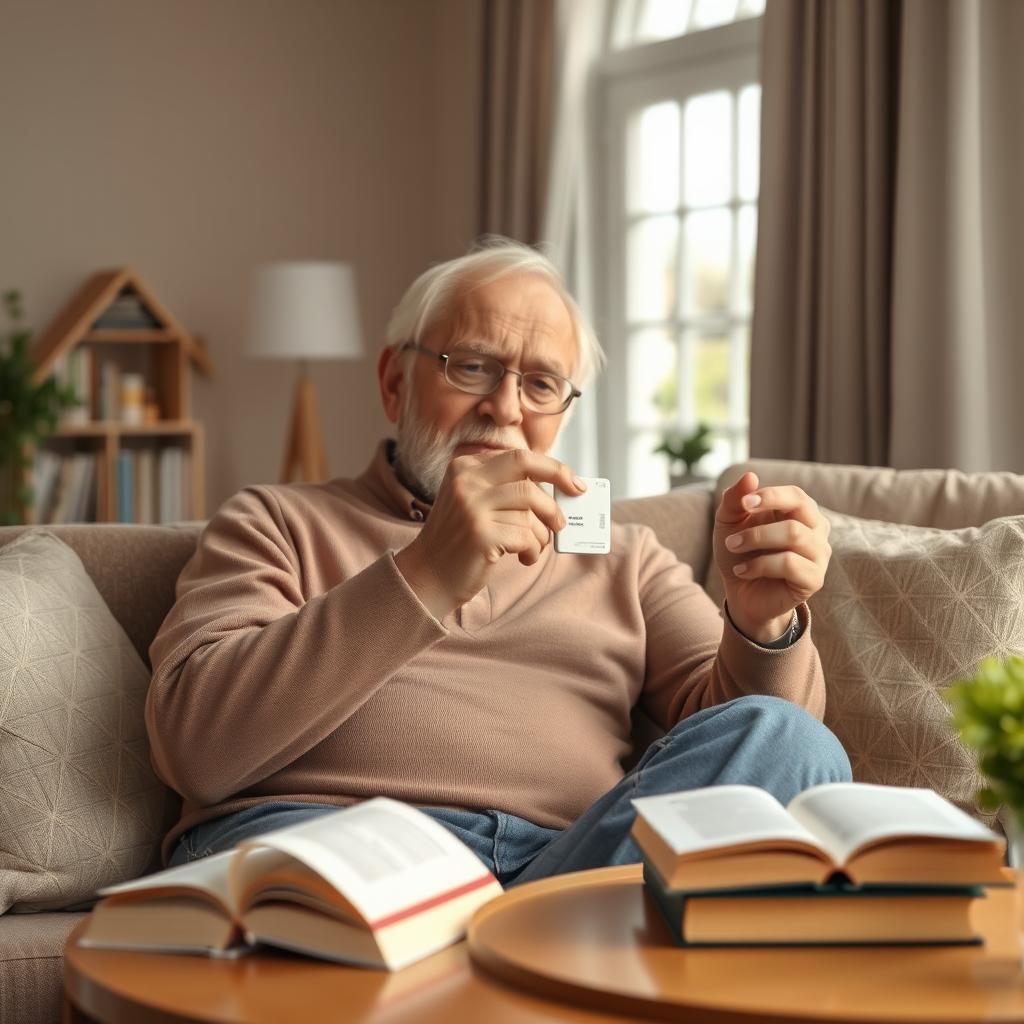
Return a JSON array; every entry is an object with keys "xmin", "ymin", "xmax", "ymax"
[
  {"xmin": 635, "ymin": 526, "xmax": 826, "ymax": 730},
  {"xmin": 144, "ymin": 486, "xmax": 448, "ymax": 806}
]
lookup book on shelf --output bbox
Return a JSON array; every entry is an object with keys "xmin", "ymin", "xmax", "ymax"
[
  {"xmin": 116, "ymin": 452, "xmax": 134, "ymax": 523},
  {"xmin": 92, "ymin": 292, "xmax": 160, "ymax": 329},
  {"xmin": 47, "ymin": 452, "xmax": 97, "ymax": 524},
  {"xmin": 76, "ymin": 797, "xmax": 503, "ymax": 970},
  {"xmin": 631, "ymin": 782, "xmax": 1006, "ymax": 893},
  {"xmin": 135, "ymin": 448, "xmax": 156, "ymax": 524},
  {"xmin": 101, "ymin": 360, "xmax": 121, "ymax": 422},
  {"xmin": 32, "ymin": 451, "xmax": 63, "ymax": 523},
  {"xmin": 55, "ymin": 349, "xmax": 94, "ymax": 426}
]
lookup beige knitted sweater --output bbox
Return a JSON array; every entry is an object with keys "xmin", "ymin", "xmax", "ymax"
[{"xmin": 146, "ymin": 441, "xmax": 825, "ymax": 865}]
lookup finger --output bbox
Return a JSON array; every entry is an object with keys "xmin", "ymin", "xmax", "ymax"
[
  {"xmin": 493, "ymin": 508, "xmax": 551, "ymax": 551},
  {"xmin": 716, "ymin": 471, "xmax": 760, "ymax": 525},
  {"xmin": 472, "ymin": 448, "xmax": 587, "ymax": 496},
  {"xmin": 732, "ymin": 551, "xmax": 825, "ymax": 594},
  {"xmin": 724, "ymin": 519, "xmax": 823, "ymax": 563},
  {"xmin": 487, "ymin": 479, "xmax": 564, "ymax": 533},
  {"xmin": 491, "ymin": 521, "xmax": 544, "ymax": 566},
  {"xmin": 741, "ymin": 485, "xmax": 819, "ymax": 530}
]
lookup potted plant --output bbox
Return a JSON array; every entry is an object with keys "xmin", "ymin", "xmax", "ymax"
[
  {"xmin": 946, "ymin": 655, "xmax": 1024, "ymax": 843},
  {"xmin": 653, "ymin": 423, "xmax": 714, "ymax": 489},
  {"xmin": 0, "ymin": 289, "xmax": 80, "ymax": 525}
]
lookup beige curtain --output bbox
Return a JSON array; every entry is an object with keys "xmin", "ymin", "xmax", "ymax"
[
  {"xmin": 479, "ymin": 0, "xmax": 556, "ymax": 242},
  {"xmin": 751, "ymin": 0, "xmax": 1024, "ymax": 471}
]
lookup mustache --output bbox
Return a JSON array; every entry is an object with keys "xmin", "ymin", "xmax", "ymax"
[{"xmin": 448, "ymin": 422, "xmax": 528, "ymax": 450}]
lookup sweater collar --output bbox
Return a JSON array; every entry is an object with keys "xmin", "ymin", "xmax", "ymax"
[{"xmin": 359, "ymin": 440, "xmax": 433, "ymax": 523}]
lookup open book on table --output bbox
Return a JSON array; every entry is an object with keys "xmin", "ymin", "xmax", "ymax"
[
  {"xmin": 77, "ymin": 798, "xmax": 503, "ymax": 971},
  {"xmin": 631, "ymin": 782, "xmax": 1006, "ymax": 893}
]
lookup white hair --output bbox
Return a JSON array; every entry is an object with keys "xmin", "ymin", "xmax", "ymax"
[{"xmin": 385, "ymin": 236, "xmax": 606, "ymax": 391}]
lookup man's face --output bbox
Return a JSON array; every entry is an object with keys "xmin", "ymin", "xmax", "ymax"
[{"xmin": 387, "ymin": 272, "xmax": 578, "ymax": 501}]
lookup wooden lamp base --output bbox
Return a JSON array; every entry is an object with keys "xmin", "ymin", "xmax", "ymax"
[{"xmin": 280, "ymin": 365, "xmax": 329, "ymax": 484}]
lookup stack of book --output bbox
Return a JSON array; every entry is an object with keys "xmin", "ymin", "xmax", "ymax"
[
  {"xmin": 116, "ymin": 446, "xmax": 190, "ymax": 523},
  {"xmin": 54, "ymin": 349, "xmax": 94, "ymax": 425},
  {"xmin": 631, "ymin": 782, "xmax": 1007, "ymax": 947}
]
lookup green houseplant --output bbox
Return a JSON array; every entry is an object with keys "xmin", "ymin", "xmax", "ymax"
[
  {"xmin": 945, "ymin": 655, "xmax": 1024, "ymax": 827},
  {"xmin": 653, "ymin": 422, "xmax": 714, "ymax": 486},
  {"xmin": 0, "ymin": 289, "xmax": 80, "ymax": 525}
]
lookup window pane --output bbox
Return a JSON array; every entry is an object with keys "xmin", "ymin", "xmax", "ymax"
[
  {"xmin": 732, "ymin": 325, "xmax": 750, "ymax": 422},
  {"xmin": 738, "ymin": 84, "xmax": 761, "ymax": 201},
  {"xmin": 627, "ymin": 216, "xmax": 679, "ymax": 321},
  {"xmin": 736, "ymin": 204, "xmax": 757, "ymax": 314},
  {"xmin": 691, "ymin": 0, "xmax": 739, "ymax": 32},
  {"xmin": 682, "ymin": 208, "xmax": 732, "ymax": 318},
  {"xmin": 691, "ymin": 331, "xmax": 732, "ymax": 424},
  {"xmin": 737, "ymin": 0, "xmax": 766, "ymax": 16},
  {"xmin": 628, "ymin": 328, "xmax": 678, "ymax": 427},
  {"xmin": 683, "ymin": 91, "xmax": 732, "ymax": 207},
  {"xmin": 636, "ymin": 0, "xmax": 694, "ymax": 42},
  {"xmin": 628, "ymin": 102, "xmax": 680, "ymax": 213},
  {"xmin": 628, "ymin": 429, "xmax": 670, "ymax": 497}
]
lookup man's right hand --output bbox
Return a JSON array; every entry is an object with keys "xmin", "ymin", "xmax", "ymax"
[{"xmin": 394, "ymin": 449, "xmax": 586, "ymax": 620}]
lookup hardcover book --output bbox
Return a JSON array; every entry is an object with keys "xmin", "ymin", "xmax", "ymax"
[{"xmin": 77, "ymin": 798, "xmax": 503, "ymax": 970}]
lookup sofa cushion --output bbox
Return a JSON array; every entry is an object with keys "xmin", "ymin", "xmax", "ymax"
[
  {"xmin": 0, "ymin": 911, "xmax": 87, "ymax": 1024},
  {"xmin": 0, "ymin": 531, "xmax": 170, "ymax": 914},
  {"xmin": 0, "ymin": 522, "xmax": 202, "ymax": 671},
  {"xmin": 808, "ymin": 510, "xmax": 1024, "ymax": 820}
]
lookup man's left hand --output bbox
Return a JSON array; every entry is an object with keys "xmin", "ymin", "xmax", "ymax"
[{"xmin": 713, "ymin": 471, "xmax": 831, "ymax": 644}]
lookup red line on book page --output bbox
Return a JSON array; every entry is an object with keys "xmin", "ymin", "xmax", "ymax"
[{"xmin": 368, "ymin": 874, "xmax": 497, "ymax": 930}]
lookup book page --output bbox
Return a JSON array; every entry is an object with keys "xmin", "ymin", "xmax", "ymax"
[
  {"xmin": 95, "ymin": 849, "xmax": 236, "ymax": 915},
  {"xmin": 230, "ymin": 798, "xmax": 498, "ymax": 928},
  {"xmin": 787, "ymin": 783, "xmax": 1001, "ymax": 865},
  {"xmin": 632, "ymin": 785, "xmax": 828, "ymax": 856}
]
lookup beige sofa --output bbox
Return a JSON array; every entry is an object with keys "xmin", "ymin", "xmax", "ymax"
[{"xmin": 3, "ymin": 457, "xmax": 1023, "ymax": 1024}]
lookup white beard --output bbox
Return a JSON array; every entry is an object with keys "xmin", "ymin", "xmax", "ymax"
[{"xmin": 394, "ymin": 386, "xmax": 529, "ymax": 502}]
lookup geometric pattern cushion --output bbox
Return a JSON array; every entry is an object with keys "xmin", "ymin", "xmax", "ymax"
[
  {"xmin": 0, "ymin": 530, "xmax": 168, "ymax": 914},
  {"xmin": 810, "ymin": 511, "xmax": 1024, "ymax": 823}
]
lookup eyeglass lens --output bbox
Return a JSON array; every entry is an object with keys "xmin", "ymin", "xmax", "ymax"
[{"xmin": 445, "ymin": 350, "xmax": 572, "ymax": 411}]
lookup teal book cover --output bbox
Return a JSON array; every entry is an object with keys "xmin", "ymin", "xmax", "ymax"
[{"xmin": 642, "ymin": 859, "xmax": 984, "ymax": 948}]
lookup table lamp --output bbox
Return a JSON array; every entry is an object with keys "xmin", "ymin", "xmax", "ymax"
[{"xmin": 245, "ymin": 261, "xmax": 365, "ymax": 483}]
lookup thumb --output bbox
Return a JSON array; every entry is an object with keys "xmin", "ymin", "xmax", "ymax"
[{"xmin": 716, "ymin": 471, "xmax": 760, "ymax": 526}]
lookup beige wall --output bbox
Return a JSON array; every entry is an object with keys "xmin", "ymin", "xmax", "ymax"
[{"xmin": 0, "ymin": 0, "xmax": 483, "ymax": 512}]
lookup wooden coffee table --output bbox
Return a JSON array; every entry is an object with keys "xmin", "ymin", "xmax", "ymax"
[{"xmin": 64, "ymin": 865, "xmax": 1024, "ymax": 1023}]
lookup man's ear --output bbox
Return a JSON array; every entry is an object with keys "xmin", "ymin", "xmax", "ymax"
[{"xmin": 378, "ymin": 346, "xmax": 405, "ymax": 425}]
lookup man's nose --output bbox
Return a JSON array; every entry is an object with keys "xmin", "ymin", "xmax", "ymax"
[{"xmin": 475, "ymin": 371, "xmax": 524, "ymax": 427}]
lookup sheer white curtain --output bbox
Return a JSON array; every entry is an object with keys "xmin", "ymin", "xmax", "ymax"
[{"xmin": 545, "ymin": 0, "xmax": 609, "ymax": 478}]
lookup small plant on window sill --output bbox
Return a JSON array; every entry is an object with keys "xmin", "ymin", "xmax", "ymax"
[
  {"xmin": 0, "ymin": 289, "xmax": 80, "ymax": 525},
  {"xmin": 653, "ymin": 423, "xmax": 713, "ymax": 490}
]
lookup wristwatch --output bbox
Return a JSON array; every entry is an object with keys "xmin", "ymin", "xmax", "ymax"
[{"xmin": 725, "ymin": 603, "xmax": 802, "ymax": 649}]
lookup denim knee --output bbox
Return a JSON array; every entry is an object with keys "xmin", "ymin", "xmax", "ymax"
[
  {"xmin": 720, "ymin": 694, "xmax": 851, "ymax": 782},
  {"xmin": 665, "ymin": 694, "xmax": 852, "ymax": 784}
]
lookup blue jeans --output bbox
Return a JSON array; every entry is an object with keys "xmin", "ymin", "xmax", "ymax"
[{"xmin": 167, "ymin": 695, "xmax": 851, "ymax": 885}]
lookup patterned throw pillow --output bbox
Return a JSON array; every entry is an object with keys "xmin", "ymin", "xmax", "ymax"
[
  {"xmin": 0, "ymin": 530, "xmax": 168, "ymax": 913},
  {"xmin": 810, "ymin": 511, "xmax": 1024, "ymax": 822}
]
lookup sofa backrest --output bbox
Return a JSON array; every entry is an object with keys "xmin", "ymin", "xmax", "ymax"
[
  {"xmin": 717, "ymin": 459, "xmax": 1024, "ymax": 527},
  {"xmin": 0, "ymin": 523, "xmax": 203, "ymax": 670}
]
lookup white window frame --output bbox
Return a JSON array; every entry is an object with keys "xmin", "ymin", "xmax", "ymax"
[{"xmin": 591, "ymin": 17, "xmax": 762, "ymax": 496}]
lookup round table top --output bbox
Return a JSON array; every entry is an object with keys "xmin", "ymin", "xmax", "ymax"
[
  {"xmin": 468, "ymin": 865, "xmax": 1024, "ymax": 1024},
  {"xmin": 65, "ymin": 865, "xmax": 1024, "ymax": 1024}
]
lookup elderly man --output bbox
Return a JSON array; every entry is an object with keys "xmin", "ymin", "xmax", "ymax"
[{"xmin": 147, "ymin": 239, "xmax": 850, "ymax": 882}]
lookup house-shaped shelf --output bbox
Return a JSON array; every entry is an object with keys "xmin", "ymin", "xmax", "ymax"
[{"xmin": 27, "ymin": 267, "xmax": 215, "ymax": 522}]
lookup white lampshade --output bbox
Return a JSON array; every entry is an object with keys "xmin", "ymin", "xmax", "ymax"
[{"xmin": 245, "ymin": 261, "xmax": 365, "ymax": 360}]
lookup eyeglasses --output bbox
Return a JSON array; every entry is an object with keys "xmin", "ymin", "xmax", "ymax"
[{"xmin": 399, "ymin": 343, "xmax": 581, "ymax": 415}]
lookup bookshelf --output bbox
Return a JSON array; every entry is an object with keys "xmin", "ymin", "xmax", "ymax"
[{"xmin": 25, "ymin": 268, "xmax": 215, "ymax": 524}]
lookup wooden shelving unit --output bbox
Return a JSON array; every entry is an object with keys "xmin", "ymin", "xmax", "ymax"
[{"xmin": 25, "ymin": 268, "xmax": 215, "ymax": 524}]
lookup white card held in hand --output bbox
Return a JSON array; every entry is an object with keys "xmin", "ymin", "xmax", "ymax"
[{"xmin": 554, "ymin": 477, "xmax": 611, "ymax": 554}]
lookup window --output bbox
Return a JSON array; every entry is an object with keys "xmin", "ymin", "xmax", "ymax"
[{"xmin": 595, "ymin": 4, "xmax": 763, "ymax": 496}]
